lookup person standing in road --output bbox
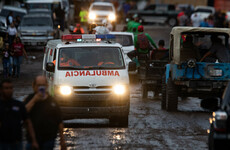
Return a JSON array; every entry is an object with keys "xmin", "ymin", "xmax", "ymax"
[
  {"xmin": 53, "ymin": 4, "xmax": 65, "ymax": 32},
  {"xmin": 7, "ymin": 23, "xmax": 17, "ymax": 46},
  {"xmin": 73, "ymin": 23, "xmax": 85, "ymax": 34},
  {"xmin": 0, "ymin": 79, "xmax": 39, "ymax": 150},
  {"xmin": 24, "ymin": 75, "xmax": 66, "ymax": 150},
  {"xmin": 190, "ymin": 13, "xmax": 201, "ymax": 27},
  {"xmin": 79, "ymin": 7, "xmax": 88, "ymax": 26},
  {"xmin": 1, "ymin": 43, "xmax": 13, "ymax": 78},
  {"xmin": 6, "ymin": 11, "xmax": 13, "ymax": 27},
  {"xmin": 12, "ymin": 37, "xmax": 28, "ymax": 78}
]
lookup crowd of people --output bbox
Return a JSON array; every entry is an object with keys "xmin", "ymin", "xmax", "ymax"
[
  {"xmin": 177, "ymin": 8, "xmax": 229, "ymax": 28},
  {"xmin": 0, "ymin": 11, "xmax": 28, "ymax": 79}
]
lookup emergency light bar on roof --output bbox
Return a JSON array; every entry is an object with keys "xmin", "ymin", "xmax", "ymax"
[{"xmin": 61, "ymin": 34, "xmax": 115, "ymax": 43}]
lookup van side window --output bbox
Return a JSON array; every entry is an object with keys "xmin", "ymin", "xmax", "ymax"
[
  {"xmin": 53, "ymin": 49, "xmax": 57, "ymax": 61},
  {"xmin": 44, "ymin": 48, "xmax": 49, "ymax": 65}
]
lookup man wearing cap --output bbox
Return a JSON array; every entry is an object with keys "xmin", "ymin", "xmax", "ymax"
[{"xmin": 134, "ymin": 25, "xmax": 157, "ymax": 54}]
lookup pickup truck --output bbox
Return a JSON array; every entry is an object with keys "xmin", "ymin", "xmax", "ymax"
[{"xmin": 127, "ymin": 4, "xmax": 180, "ymax": 26}]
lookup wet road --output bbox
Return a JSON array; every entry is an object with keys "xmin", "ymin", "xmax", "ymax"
[{"xmin": 10, "ymin": 25, "xmax": 211, "ymax": 150}]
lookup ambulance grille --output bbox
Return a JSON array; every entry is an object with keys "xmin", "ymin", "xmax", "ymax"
[
  {"xmin": 73, "ymin": 86, "xmax": 113, "ymax": 94},
  {"xmin": 73, "ymin": 86, "xmax": 113, "ymax": 89},
  {"xmin": 74, "ymin": 91, "xmax": 112, "ymax": 94}
]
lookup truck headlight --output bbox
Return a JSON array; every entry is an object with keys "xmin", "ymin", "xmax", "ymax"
[
  {"xmin": 209, "ymin": 69, "xmax": 223, "ymax": 77},
  {"xmin": 60, "ymin": 86, "xmax": 72, "ymax": 96},
  {"xmin": 113, "ymin": 84, "xmax": 125, "ymax": 95},
  {"xmin": 89, "ymin": 13, "xmax": 96, "ymax": 20},
  {"xmin": 108, "ymin": 13, "xmax": 116, "ymax": 21}
]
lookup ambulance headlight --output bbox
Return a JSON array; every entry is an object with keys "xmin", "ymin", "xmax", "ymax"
[
  {"xmin": 113, "ymin": 85, "xmax": 125, "ymax": 95},
  {"xmin": 89, "ymin": 13, "xmax": 96, "ymax": 20},
  {"xmin": 108, "ymin": 13, "xmax": 116, "ymax": 21},
  {"xmin": 60, "ymin": 86, "xmax": 72, "ymax": 96}
]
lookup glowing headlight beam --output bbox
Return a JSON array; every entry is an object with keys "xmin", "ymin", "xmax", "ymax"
[
  {"xmin": 113, "ymin": 85, "xmax": 125, "ymax": 95},
  {"xmin": 89, "ymin": 13, "xmax": 96, "ymax": 20},
  {"xmin": 60, "ymin": 86, "xmax": 72, "ymax": 96},
  {"xmin": 108, "ymin": 14, "xmax": 116, "ymax": 21}
]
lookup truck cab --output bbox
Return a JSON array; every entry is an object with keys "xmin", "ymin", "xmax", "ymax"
[{"xmin": 43, "ymin": 34, "xmax": 134, "ymax": 126}]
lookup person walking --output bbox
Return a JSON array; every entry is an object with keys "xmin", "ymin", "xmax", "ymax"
[
  {"xmin": 79, "ymin": 7, "xmax": 88, "ymax": 26},
  {"xmin": 6, "ymin": 11, "xmax": 13, "ymax": 27},
  {"xmin": 0, "ymin": 79, "xmax": 39, "ymax": 150},
  {"xmin": 73, "ymin": 23, "xmax": 85, "ymax": 34},
  {"xmin": 53, "ymin": 4, "xmax": 65, "ymax": 31},
  {"xmin": 12, "ymin": 37, "xmax": 28, "ymax": 78},
  {"xmin": 24, "ymin": 75, "xmax": 66, "ymax": 150},
  {"xmin": 1, "ymin": 43, "xmax": 13, "ymax": 78},
  {"xmin": 7, "ymin": 23, "xmax": 17, "ymax": 46}
]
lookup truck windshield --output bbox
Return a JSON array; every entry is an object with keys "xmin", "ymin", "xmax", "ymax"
[
  {"xmin": 58, "ymin": 47, "xmax": 125, "ymax": 70},
  {"xmin": 92, "ymin": 5, "xmax": 113, "ymax": 11},
  {"xmin": 180, "ymin": 32, "xmax": 230, "ymax": 63},
  {"xmin": 27, "ymin": 3, "xmax": 52, "ymax": 10},
  {"xmin": 21, "ymin": 17, "xmax": 52, "ymax": 26}
]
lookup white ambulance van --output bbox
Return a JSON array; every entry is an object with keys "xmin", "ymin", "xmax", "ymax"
[{"xmin": 43, "ymin": 34, "xmax": 136, "ymax": 126}]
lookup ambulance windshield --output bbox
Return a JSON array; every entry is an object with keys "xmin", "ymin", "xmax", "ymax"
[{"xmin": 58, "ymin": 47, "xmax": 125, "ymax": 70}]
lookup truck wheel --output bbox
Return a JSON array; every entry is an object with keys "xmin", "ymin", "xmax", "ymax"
[
  {"xmin": 166, "ymin": 78, "xmax": 178, "ymax": 111},
  {"xmin": 168, "ymin": 18, "xmax": 177, "ymax": 27},
  {"xmin": 110, "ymin": 115, "xmax": 129, "ymax": 127},
  {"xmin": 208, "ymin": 125, "xmax": 214, "ymax": 150},
  {"xmin": 142, "ymin": 84, "xmax": 148, "ymax": 100},
  {"xmin": 161, "ymin": 75, "xmax": 166, "ymax": 110}
]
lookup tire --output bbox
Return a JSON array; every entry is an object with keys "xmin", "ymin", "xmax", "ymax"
[
  {"xmin": 142, "ymin": 83, "xmax": 148, "ymax": 99},
  {"xmin": 166, "ymin": 77, "xmax": 178, "ymax": 111},
  {"xmin": 208, "ymin": 124, "xmax": 227, "ymax": 150},
  {"xmin": 168, "ymin": 18, "xmax": 177, "ymax": 27},
  {"xmin": 110, "ymin": 115, "xmax": 129, "ymax": 127},
  {"xmin": 161, "ymin": 75, "xmax": 166, "ymax": 110}
]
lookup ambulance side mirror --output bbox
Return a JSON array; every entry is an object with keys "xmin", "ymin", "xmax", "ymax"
[
  {"xmin": 128, "ymin": 61, "xmax": 136, "ymax": 71},
  {"xmin": 46, "ymin": 62, "xmax": 55, "ymax": 72}
]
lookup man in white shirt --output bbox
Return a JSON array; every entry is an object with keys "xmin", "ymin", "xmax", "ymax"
[{"xmin": 190, "ymin": 13, "xmax": 201, "ymax": 27}]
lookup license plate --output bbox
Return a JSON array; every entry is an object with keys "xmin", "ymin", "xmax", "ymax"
[{"xmin": 209, "ymin": 69, "xmax": 222, "ymax": 77}]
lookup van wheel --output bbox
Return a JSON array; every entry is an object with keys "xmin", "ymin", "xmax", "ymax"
[
  {"xmin": 110, "ymin": 115, "xmax": 128, "ymax": 127},
  {"xmin": 161, "ymin": 75, "xmax": 166, "ymax": 110},
  {"xmin": 166, "ymin": 78, "xmax": 178, "ymax": 111}
]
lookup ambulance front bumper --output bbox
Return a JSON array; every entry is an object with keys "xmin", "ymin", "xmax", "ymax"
[{"xmin": 55, "ymin": 94, "xmax": 130, "ymax": 119}]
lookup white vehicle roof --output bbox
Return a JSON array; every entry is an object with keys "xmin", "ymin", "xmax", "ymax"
[
  {"xmin": 109, "ymin": 32, "xmax": 134, "ymax": 36},
  {"xmin": 26, "ymin": 0, "xmax": 62, "ymax": 3},
  {"xmin": 1, "ymin": 6, "xmax": 27, "ymax": 13},
  {"xmin": 91, "ymin": 2, "xmax": 114, "ymax": 6},
  {"xmin": 194, "ymin": 5, "xmax": 215, "ymax": 13},
  {"xmin": 47, "ymin": 39, "xmax": 122, "ymax": 49}
]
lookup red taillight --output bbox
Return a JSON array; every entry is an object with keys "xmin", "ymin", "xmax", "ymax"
[{"xmin": 44, "ymin": 47, "xmax": 46, "ymax": 53}]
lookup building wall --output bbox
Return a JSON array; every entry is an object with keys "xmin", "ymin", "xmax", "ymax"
[
  {"xmin": 214, "ymin": 0, "xmax": 230, "ymax": 11},
  {"xmin": 150, "ymin": 0, "xmax": 208, "ymax": 6}
]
